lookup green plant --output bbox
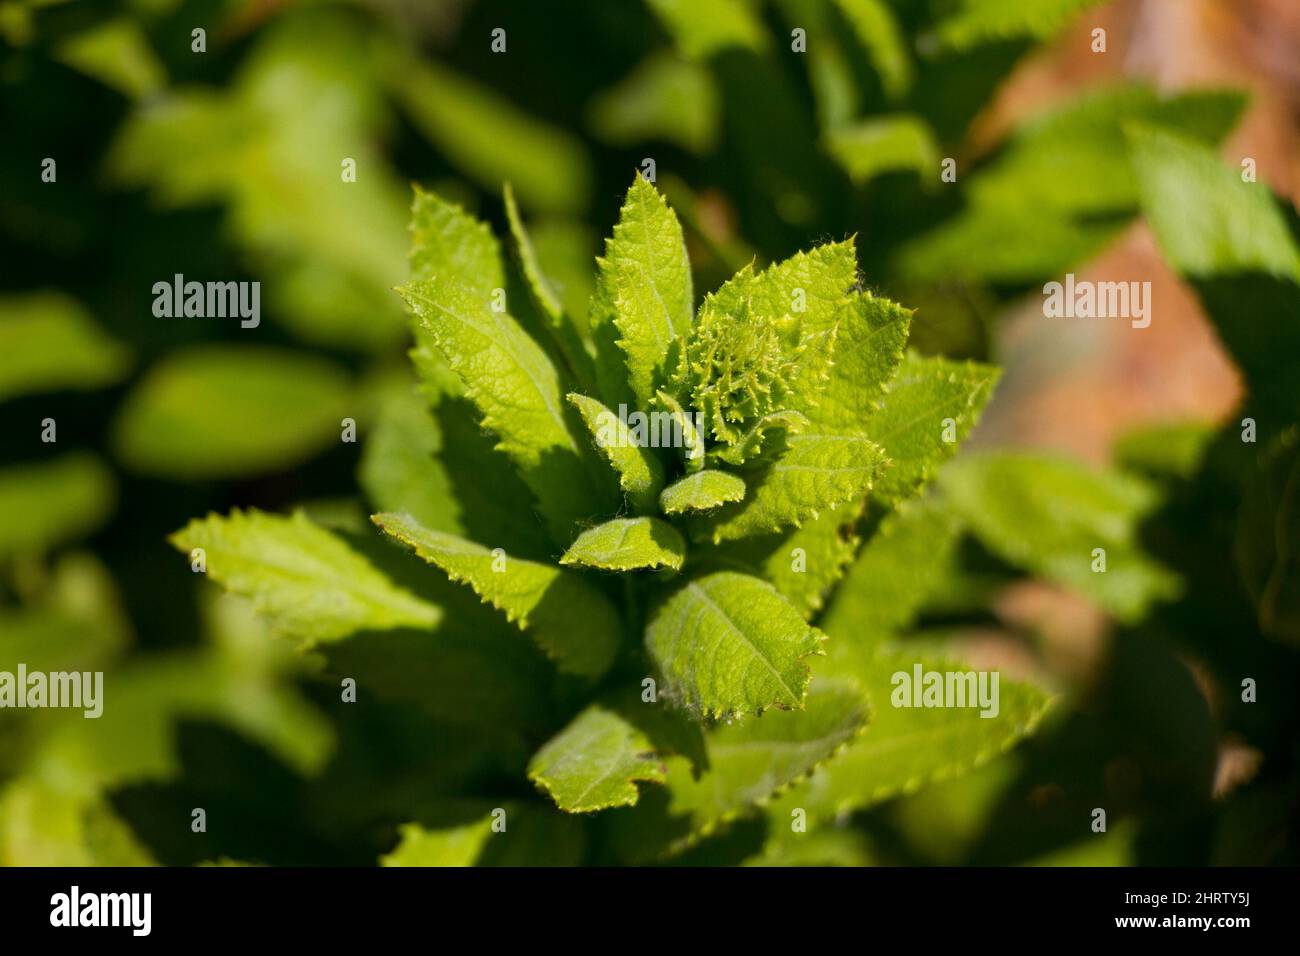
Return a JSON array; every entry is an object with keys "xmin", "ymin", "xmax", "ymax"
[{"xmin": 168, "ymin": 175, "xmax": 1051, "ymax": 863}]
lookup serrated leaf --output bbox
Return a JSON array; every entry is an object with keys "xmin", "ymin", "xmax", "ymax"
[
  {"xmin": 654, "ymin": 389, "xmax": 706, "ymax": 469},
  {"xmin": 568, "ymin": 392, "xmax": 665, "ymax": 512},
  {"xmin": 0, "ymin": 293, "xmax": 131, "ymax": 402},
  {"xmin": 700, "ymin": 432, "xmax": 889, "ymax": 543},
  {"xmin": 562, "ymin": 517, "xmax": 686, "ymax": 572},
  {"xmin": 111, "ymin": 346, "xmax": 350, "ymax": 479},
  {"xmin": 373, "ymin": 512, "xmax": 621, "ymax": 678},
  {"xmin": 505, "ymin": 184, "xmax": 598, "ymax": 391},
  {"xmin": 408, "ymin": 185, "xmax": 504, "ymax": 293},
  {"xmin": 660, "ymin": 470, "xmax": 747, "ymax": 515},
  {"xmin": 591, "ymin": 176, "xmax": 694, "ymax": 409},
  {"xmin": 169, "ymin": 509, "xmax": 439, "ymax": 646},
  {"xmin": 398, "ymin": 276, "xmax": 613, "ymax": 544},
  {"xmin": 805, "ymin": 291, "xmax": 911, "ymax": 432},
  {"xmin": 822, "ymin": 495, "xmax": 964, "ymax": 641},
  {"xmin": 646, "ymin": 571, "xmax": 824, "ymax": 717},
  {"xmin": 863, "ymin": 353, "xmax": 999, "ymax": 502},
  {"xmin": 0, "ymin": 455, "xmax": 115, "ymax": 560},
  {"xmin": 713, "ymin": 410, "xmax": 810, "ymax": 467},
  {"xmin": 773, "ymin": 647, "xmax": 1050, "ymax": 822},
  {"xmin": 938, "ymin": 452, "xmax": 1181, "ymax": 622},
  {"xmin": 528, "ymin": 705, "xmax": 668, "ymax": 812}
]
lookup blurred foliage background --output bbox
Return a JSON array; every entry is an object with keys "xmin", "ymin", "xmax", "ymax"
[{"xmin": 1, "ymin": 0, "xmax": 1297, "ymax": 865}]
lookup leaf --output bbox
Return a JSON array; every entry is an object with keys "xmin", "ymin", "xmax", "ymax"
[
  {"xmin": 831, "ymin": 0, "xmax": 911, "ymax": 98},
  {"xmin": 505, "ymin": 184, "xmax": 597, "ymax": 391},
  {"xmin": 700, "ymin": 432, "xmax": 889, "ymax": 543},
  {"xmin": 772, "ymin": 647, "xmax": 1051, "ymax": 823},
  {"xmin": 863, "ymin": 353, "xmax": 1000, "ymax": 502},
  {"xmin": 592, "ymin": 176, "xmax": 694, "ymax": 409},
  {"xmin": 169, "ymin": 509, "xmax": 440, "ymax": 646},
  {"xmin": 825, "ymin": 116, "xmax": 938, "ymax": 186},
  {"xmin": 805, "ymin": 291, "xmax": 911, "ymax": 433},
  {"xmin": 381, "ymin": 818, "xmax": 493, "ymax": 867},
  {"xmin": 398, "ymin": 275, "xmax": 614, "ymax": 544},
  {"xmin": 528, "ymin": 705, "xmax": 668, "ymax": 812},
  {"xmin": 646, "ymin": 0, "xmax": 769, "ymax": 60},
  {"xmin": 408, "ymin": 184, "xmax": 504, "ymax": 293},
  {"xmin": 372, "ymin": 512, "xmax": 621, "ymax": 678},
  {"xmin": 0, "ymin": 293, "xmax": 131, "ymax": 402},
  {"xmin": 111, "ymin": 346, "xmax": 351, "ymax": 479},
  {"xmin": 587, "ymin": 53, "xmax": 719, "ymax": 154},
  {"xmin": 561, "ymin": 517, "xmax": 686, "ymax": 572},
  {"xmin": 938, "ymin": 452, "xmax": 1181, "ymax": 622},
  {"xmin": 645, "ymin": 571, "xmax": 824, "ymax": 717},
  {"xmin": 395, "ymin": 59, "xmax": 590, "ymax": 213},
  {"xmin": 660, "ymin": 470, "xmax": 747, "ymax": 515},
  {"xmin": 0, "ymin": 455, "xmax": 115, "ymax": 560},
  {"xmin": 822, "ymin": 495, "xmax": 964, "ymax": 642},
  {"xmin": 654, "ymin": 389, "xmax": 706, "ymax": 468},
  {"xmin": 568, "ymin": 392, "xmax": 665, "ymax": 512},
  {"xmin": 54, "ymin": 17, "xmax": 165, "ymax": 100},
  {"xmin": 713, "ymin": 410, "xmax": 810, "ymax": 467},
  {"xmin": 0, "ymin": 779, "xmax": 156, "ymax": 866},
  {"xmin": 924, "ymin": 0, "xmax": 1107, "ymax": 52}
]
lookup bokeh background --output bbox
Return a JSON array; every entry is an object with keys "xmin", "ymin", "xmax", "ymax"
[{"xmin": 1, "ymin": 0, "xmax": 1297, "ymax": 865}]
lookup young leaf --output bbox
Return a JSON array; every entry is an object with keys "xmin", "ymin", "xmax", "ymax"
[
  {"xmin": 169, "ymin": 509, "xmax": 440, "ymax": 645},
  {"xmin": 863, "ymin": 353, "xmax": 1000, "ymax": 502},
  {"xmin": 505, "ymin": 183, "xmax": 598, "ymax": 390},
  {"xmin": 645, "ymin": 571, "xmax": 824, "ymax": 717},
  {"xmin": 373, "ymin": 512, "xmax": 621, "ymax": 678},
  {"xmin": 111, "ymin": 346, "xmax": 351, "ymax": 479},
  {"xmin": 568, "ymin": 392, "xmax": 665, "ymax": 513},
  {"xmin": 408, "ymin": 185, "xmax": 504, "ymax": 292},
  {"xmin": 398, "ymin": 275, "xmax": 614, "ymax": 543},
  {"xmin": 712, "ymin": 410, "xmax": 809, "ymax": 467},
  {"xmin": 654, "ymin": 389, "xmax": 705, "ymax": 469},
  {"xmin": 528, "ymin": 705, "xmax": 668, "ymax": 813},
  {"xmin": 659, "ymin": 470, "xmax": 747, "ymax": 515},
  {"xmin": 700, "ymin": 432, "xmax": 889, "ymax": 543},
  {"xmin": 0, "ymin": 455, "xmax": 115, "ymax": 560},
  {"xmin": 805, "ymin": 291, "xmax": 911, "ymax": 433},
  {"xmin": 938, "ymin": 452, "xmax": 1181, "ymax": 622},
  {"xmin": 561, "ymin": 517, "xmax": 686, "ymax": 572},
  {"xmin": 591, "ymin": 176, "xmax": 694, "ymax": 409}
]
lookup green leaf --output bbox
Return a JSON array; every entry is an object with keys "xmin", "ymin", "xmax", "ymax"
[
  {"xmin": 561, "ymin": 517, "xmax": 686, "ymax": 572},
  {"xmin": 700, "ymin": 432, "xmax": 889, "ymax": 543},
  {"xmin": 804, "ymin": 291, "xmax": 911, "ymax": 433},
  {"xmin": 0, "ymin": 293, "xmax": 131, "ymax": 402},
  {"xmin": 653, "ymin": 679, "xmax": 867, "ymax": 849},
  {"xmin": 398, "ymin": 275, "xmax": 613, "ymax": 544},
  {"xmin": 0, "ymin": 779, "xmax": 156, "ymax": 866},
  {"xmin": 821, "ymin": 495, "xmax": 964, "ymax": 644},
  {"xmin": 825, "ymin": 116, "xmax": 938, "ymax": 186},
  {"xmin": 395, "ymin": 59, "xmax": 590, "ymax": 213},
  {"xmin": 645, "ymin": 571, "xmax": 824, "ymax": 717},
  {"xmin": 938, "ymin": 452, "xmax": 1181, "ymax": 622},
  {"xmin": 863, "ymin": 353, "xmax": 1000, "ymax": 502},
  {"xmin": 713, "ymin": 410, "xmax": 810, "ymax": 467},
  {"xmin": 111, "ymin": 346, "xmax": 350, "ymax": 479},
  {"xmin": 924, "ymin": 0, "xmax": 1107, "ymax": 52},
  {"xmin": 831, "ymin": 0, "xmax": 912, "ymax": 99},
  {"xmin": 408, "ymin": 184, "xmax": 504, "ymax": 293},
  {"xmin": 528, "ymin": 705, "xmax": 668, "ymax": 812},
  {"xmin": 54, "ymin": 17, "xmax": 165, "ymax": 100},
  {"xmin": 592, "ymin": 176, "xmax": 694, "ymax": 409},
  {"xmin": 773, "ymin": 647, "xmax": 1050, "ymax": 822},
  {"xmin": 381, "ymin": 818, "xmax": 494, "ymax": 867},
  {"xmin": 372, "ymin": 512, "xmax": 621, "ymax": 678},
  {"xmin": 654, "ymin": 389, "xmax": 706, "ymax": 469},
  {"xmin": 0, "ymin": 455, "xmax": 115, "ymax": 560},
  {"xmin": 660, "ymin": 470, "xmax": 747, "ymax": 515},
  {"xmin": 587, "ymin": 53, "xmax": 719, "ymax": 154},
  {"xmin": 169, "ymin": 509, "xmax": 440, "ymax": 646},
  {"xmin": 567, "ymin": 392, "xmax": 665, "ymax": 512},
  {"xmin": 647, "ymin": 0, "xmax": 769, "ymax": 60}
]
